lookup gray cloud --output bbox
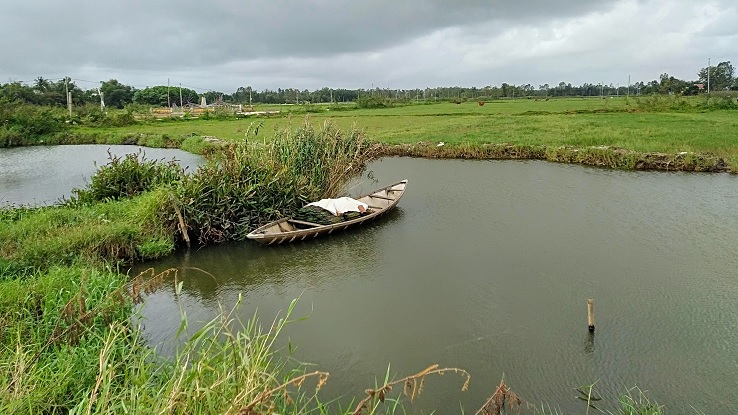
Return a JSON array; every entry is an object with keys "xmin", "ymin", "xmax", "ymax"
[{"xmin": 1, "ymin": 0, "xmax": 735, "ymax": 91}]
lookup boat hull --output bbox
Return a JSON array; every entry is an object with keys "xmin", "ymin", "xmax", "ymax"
[{"xmin": 246, "ymin": 180, "xmax": 407, "ymax": 245}]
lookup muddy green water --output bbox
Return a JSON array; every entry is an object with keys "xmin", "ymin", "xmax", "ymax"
[{"xmin": 132, "ymin": 157, "xmax": 738, "ymax": 413}]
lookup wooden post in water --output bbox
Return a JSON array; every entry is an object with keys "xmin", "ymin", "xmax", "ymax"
[
  {"xmin": 170, "ymin": 193, "xmax": 190, "ymax": 248},
  {"xmin": 587, "ymin": 299, "xmax": 595, "ymax": 332}
]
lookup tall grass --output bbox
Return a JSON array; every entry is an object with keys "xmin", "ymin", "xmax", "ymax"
[
  {"xmin": 66, "ymin": 293, "xmax": 320, "ymax": 414},
  {"xmin": 0, "ymin": 189, "xmax": 175, "ymax": 270},
  {"xmin": 0, "ymin": 266, "xmax": 315, "ymax": 414},
  {"xmin": 0, "ymin": 266, "xmax": 129, "ymax": 414},
  {"xmin": 0, "ymin": 265, "xmax": 467, "ymax": 415}
]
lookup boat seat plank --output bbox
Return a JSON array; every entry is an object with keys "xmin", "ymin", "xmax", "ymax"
[
  {"xmin": 288, "ymin": 219, "xmax": 324, "ymax": 228},
  {"xmin": 368, "ymin": 195, "xmax": 394, "ymax": 200}
]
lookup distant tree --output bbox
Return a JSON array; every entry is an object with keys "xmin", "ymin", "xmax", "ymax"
[
  {"xmin": 25, "ymin": 77, "xmax": 86, "ymax": 107},
  {"xmin": 698, "ymin": 61, "xmax": 735, "ymax": 91},
  {"xmin": 32, "ymin": 77, "xmax": 63, "ymax": 106},
  {"xmin": 658, "ymin": 73, "xmax": 690, "ymax": 94},
  {"xmin": 643, "ymin": 80, "xmax": 660, "ymax": 95},
  {"xmin": 0, "ymin": 81, "xmax": 38, "ymax": 104},
  {"xmin": 133, "ymin": 85, "xmax": 199, "ymax": 107},
  {"xmin": 100, "ymin": 79, "xmax": 134, "ymax": 108},
  {"xmin": 233, "ymin": 86, "xmax": 253, "ymax": 104},
  {"xmin": 201, "ymin": 91, "xmax": 232, "ymax": 104},
  {"xmin": 33, "ymin": 77, "xmax": 51, "ymax": 93}
]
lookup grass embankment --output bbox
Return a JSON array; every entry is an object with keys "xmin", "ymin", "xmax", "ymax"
[{"xmin": 59, "ymin": 95, "xmax": 738, "ymax": 172}]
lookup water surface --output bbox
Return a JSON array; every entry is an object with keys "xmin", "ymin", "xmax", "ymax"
[
  {"xmin": 123, "ymin": 157, "xmax": 738, "ymax": 412},
  {"xmin": 0, "ymin": 144, "xmax": 202, "ymax": 206}
]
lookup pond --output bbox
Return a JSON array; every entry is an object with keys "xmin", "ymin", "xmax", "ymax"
[
  {"xmin": 0, "ymin": 144, "xmax": 202, "ymax": 206},
  {"xmin": 132, "ymin": 157, "xmax": 738, "ymax": 413}
]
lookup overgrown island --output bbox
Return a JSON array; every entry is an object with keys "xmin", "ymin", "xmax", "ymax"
[{"xmin": 1, "ymin": 67, "xmax": 737, "ymax": 414}]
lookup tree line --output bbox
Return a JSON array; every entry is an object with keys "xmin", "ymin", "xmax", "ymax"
[{"xmin": 1, "ymin": 61, "xmax": 735, "ymax": 109}]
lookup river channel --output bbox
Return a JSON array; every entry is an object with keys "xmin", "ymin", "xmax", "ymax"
[
  {"xmin": 132, "ymin": 157, "xmax": 738, "ymax": 413},
  {"xmin": 3, "ymin": 146, "xmax": 737, "ymax": 412}
]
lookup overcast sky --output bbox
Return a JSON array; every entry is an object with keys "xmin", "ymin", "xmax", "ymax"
[{"xmin": 1, "ymin": 0, "xmax": 735, "ymax": 93}]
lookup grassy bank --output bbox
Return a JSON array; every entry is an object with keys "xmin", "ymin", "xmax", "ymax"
[{"xmin": 44, "ymin": 96, "xmax": 738, "ymax": 172}]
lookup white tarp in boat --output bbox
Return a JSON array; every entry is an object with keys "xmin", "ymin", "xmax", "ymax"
[{"xmin": 306, "ymin": 197, "xmax": 368, "ymax": 216}]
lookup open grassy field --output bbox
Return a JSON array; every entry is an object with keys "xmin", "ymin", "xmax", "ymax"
[{"xmin": 72, "ymin": 97, "xmax": 738, "ymax": 162}]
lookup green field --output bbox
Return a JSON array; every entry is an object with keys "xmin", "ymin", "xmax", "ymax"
[{"xmin": 73, "ymin": 97, "xmax": 738, "ymax": 164}]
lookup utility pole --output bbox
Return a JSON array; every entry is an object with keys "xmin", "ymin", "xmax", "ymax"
[
  {"xmin": 179, "ymin": 83, "xmax": 183, "ymax": 107},
  {"xmin": 97, "ymin": 88, "xmax": 105, "ymax": 112},
  {"xmin": 167, "ymin": 78, "xmax": 171, "ymax": 108},
  {"xmin": 627, "ymin": 75, "xmax": 630, "ymax": 98},
  {"xmin": 65, "ymin": 77, "xmax": 72, "ymax": 117},
  {"xmin": 707, "ymin": 57, "xmax": 711, "ymax": 95}
]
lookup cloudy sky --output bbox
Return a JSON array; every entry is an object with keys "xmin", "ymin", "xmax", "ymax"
[{"xmin": 1, "ymin": 0, "xmax": 736, "ymax": 93}]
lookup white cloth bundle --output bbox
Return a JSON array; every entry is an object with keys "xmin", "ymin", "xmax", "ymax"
[{"xmin": 306, "ymin": 197, "xmax": 368, "ymax": 216}]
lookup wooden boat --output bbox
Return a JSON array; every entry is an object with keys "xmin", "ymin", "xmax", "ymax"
[{"xmin": 246, "ymin": 180, "xmax": 408, "ymax": 245}]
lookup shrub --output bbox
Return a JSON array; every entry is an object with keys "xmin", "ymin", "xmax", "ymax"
[
  {"xmin": 67, "ymin": 150, "xmax": 185, "ymax": 205},
  {"xmin": 697, "ymin": 95, "xmax": 738, "ymax": 110},
  {"xmin": 357, "ymin": 95, "xmax": 393, "ymax": 108},
  {"xmin": 0, "ymin": 102, "xmax": 67, "ymax": 146}
]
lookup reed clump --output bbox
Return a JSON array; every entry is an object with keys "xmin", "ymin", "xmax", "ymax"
[
  {"xmin": 67, "ymin": 149, "xmax": 186, "ymax": 205},
  {"xmin": 175, "ymin": 119, "xmax": 379, "ymax": 244}
]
